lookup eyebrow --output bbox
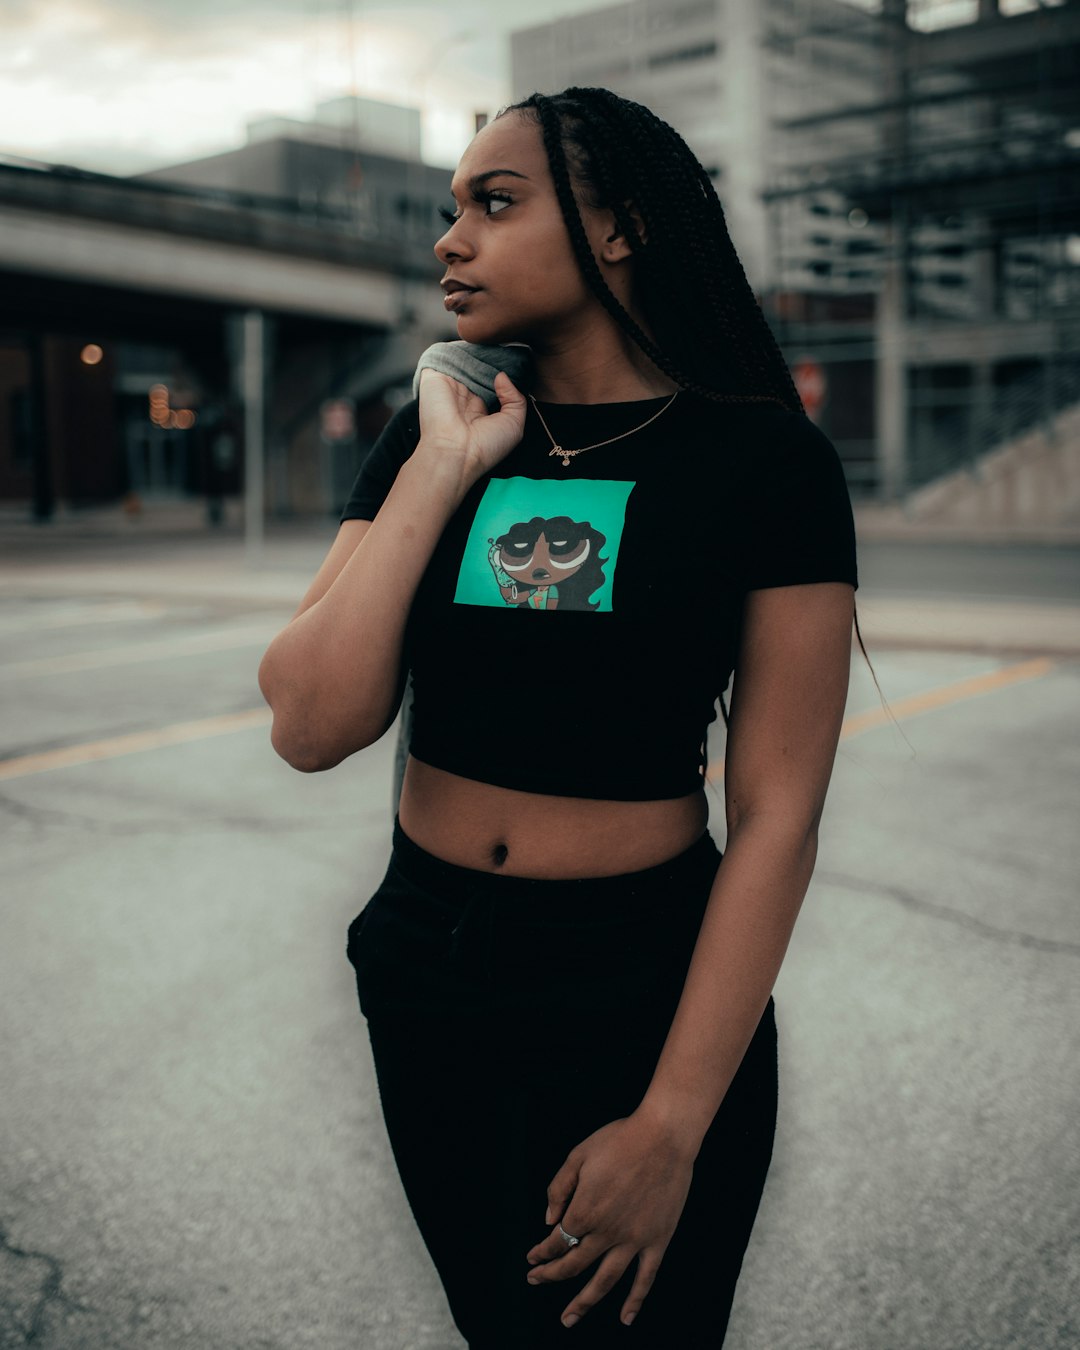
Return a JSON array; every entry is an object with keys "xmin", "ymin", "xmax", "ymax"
[{"xmin": 449, "ymin": 168, "xmax": 530, "ymax": 198}]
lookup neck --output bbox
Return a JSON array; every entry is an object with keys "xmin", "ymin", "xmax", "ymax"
[{"xmin": 527, "ymin": 315, "xmax": 679, "ymax": 404}]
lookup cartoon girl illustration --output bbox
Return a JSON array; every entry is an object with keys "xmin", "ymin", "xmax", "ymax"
[{"xmin": 486, "ymin": 515, "xmax": 608, "ymax": 611}]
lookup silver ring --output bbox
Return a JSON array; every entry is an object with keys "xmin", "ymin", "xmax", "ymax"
[{"xmin": 558, "ymin": 1224, "xmax": 580, "ymax": 1248}]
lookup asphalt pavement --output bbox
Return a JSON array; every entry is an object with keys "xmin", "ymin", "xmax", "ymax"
[
  {"xmin": 1, "ymin": 509, "xmax": 1077, "ymax": 1349},
  {"xmin": 3, "ymin": 502, "xmax": 1078, "ymax": 655}
]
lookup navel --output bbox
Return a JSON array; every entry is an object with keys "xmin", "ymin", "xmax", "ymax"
[{"xmin": 490, "ymin": 841, "xmax": 509, "ymax": 868}]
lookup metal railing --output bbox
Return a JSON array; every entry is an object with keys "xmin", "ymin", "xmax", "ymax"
[{"xmin": 908, "ymin": 360, "xmax": 1080, "ymax": 489}]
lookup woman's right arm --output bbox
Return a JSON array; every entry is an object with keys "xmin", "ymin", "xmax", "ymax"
[{"xmin": 258, "ymin": 370, "xmax": 525, "ymax": 772}]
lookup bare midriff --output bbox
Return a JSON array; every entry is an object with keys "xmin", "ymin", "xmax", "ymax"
[{"xmin": 398, "ymin": 756, "xmax": 711, "ymax": 880}]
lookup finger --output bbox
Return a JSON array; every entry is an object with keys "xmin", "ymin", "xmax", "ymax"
[
  {"xmin": 525, "ymin": 1196, "xmax": 598, "ymax": 1271},
  {"xmin": 418, "ymin": 367, "xmax": 482, "ymax": 410},
  {"xmin": 487, "ymin": 373, "xmax": 527, "ymax": 431},
  {"xmin": 418, "ymin": 368, "xmax": 453, "ymax": 392},
  {"xmin": 544, "ymin": 1159, "xmax": 579, "ymax": 1226},
  {"xmin": 556, "ymin": 1248, "xmax": 636, "ymax": 1329},
  {"xmin": 526, "ymin": 1226, "xmax": 595, "ymax": 1273},
  {"xmin": 619, "ymin": 1248, "xmax": 664, "ymax": 1328},
  {"xmin": 493, "ymin": 369, "xmax": 522, "ymax": 401},
  {"xmin": 526, "ymin": 1198, "xmax": 591, "ymax": 1266},
  {"xmin": 526, "ymin": 1236, "xmax": 594, "ymax": 1285}
]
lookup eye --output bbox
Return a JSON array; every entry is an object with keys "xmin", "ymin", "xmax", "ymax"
[
  {"xmin": 438, "ymin": 190, "xmax": 513, "ymax": 228},
  {"xmin": 551, "ymin": 539, "xmax": 568, "ymax": 547},
  {"xmin": 482, "ymin": 191, "xmax": 513, "ymax": 214}
]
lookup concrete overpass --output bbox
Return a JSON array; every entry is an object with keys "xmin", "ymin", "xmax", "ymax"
[
  {"xmin": 0, "ymin": 156, "xmax": 450, "ymax": 327},
  {"xmin": 0, "ymin": 160, "xmax": 453, "ymax": 531}
]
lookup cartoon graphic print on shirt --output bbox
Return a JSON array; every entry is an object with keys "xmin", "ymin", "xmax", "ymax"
[
  {"xmin": 486, "ymin": 516, "xmax": 607, "ymax": 611},
  {"xmin": 453, "ymin": 476, "xmax": 635, "ymax": 612}
]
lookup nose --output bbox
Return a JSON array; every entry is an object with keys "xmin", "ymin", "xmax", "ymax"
[{"xmin": 434, "ymin": 218, "xmax": 475, "ymax": 265}]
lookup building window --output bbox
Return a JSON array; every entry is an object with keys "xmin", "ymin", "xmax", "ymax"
[
  {"xmin": 646, "ymin": 40, "xmax": 719, "ymax": 71},
  {"xmin": 646, "ymin": 0, "xmax": 720, "ymax": 31}
]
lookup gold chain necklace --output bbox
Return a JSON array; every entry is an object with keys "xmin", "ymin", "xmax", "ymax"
[{"xmin": 528, "ymin": 391, "xmax": 680, "ymax": 466}]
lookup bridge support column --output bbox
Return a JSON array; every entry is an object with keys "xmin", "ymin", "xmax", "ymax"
[
  {"xmin": 875, "ymin": 229, "xmax": 909, "ymax": 502},
  {"xmin": 29, "ymin": 334, "xmax": 55, "ymax": 523},
  {"xmin": 228, "ymin": 309, "xmax": 272, "ymax": 562}
]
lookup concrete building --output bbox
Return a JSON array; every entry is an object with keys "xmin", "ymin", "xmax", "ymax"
[
  {"xmin": 511, "ymin": 0, "xmax": 1080, "ymax": 513},
  {"xmin": 137, "ymin": 95, "xmax": 450, "ymax": 271},
  {"xmin": 510, "ymin": 0, "xmax": 883, "ymax": 296},
  {"xmin": 508, "ymin": 0, "xmax": 888, "ymax": 493},
  {"xmin": 769, "ymin": 0, "xmax": 1080, "ymax": 506},
  {"xmin": 247, "ymin": 94, "xmax": 423, "ymax": 161},
  {"xmin": 0, "ymin": 96, "xmax": 458, "ymax": 520}
]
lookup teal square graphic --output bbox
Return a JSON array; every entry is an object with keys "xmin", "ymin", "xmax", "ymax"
[{"xmin": 453, "ymin": 476, "xmax": 635, "ymax": 612}]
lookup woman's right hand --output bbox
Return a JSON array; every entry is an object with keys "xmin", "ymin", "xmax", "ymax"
[{"xmin": 414, "ymin": 368, "xmax": 527, "ymax": 489}]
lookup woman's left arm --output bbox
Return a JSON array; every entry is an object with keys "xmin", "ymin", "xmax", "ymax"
[
  {"xmin": 637, "ymin": 578, "xmax": 855, "ymax": 1144},
  {"xmin": 525, "ymin": 580, "xmax": 855, "ymax": 1328}
]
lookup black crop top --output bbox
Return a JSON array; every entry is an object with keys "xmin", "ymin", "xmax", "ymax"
[{"xmin": 339, "ymin": 390, "xmax": 858, "ymax": 801}]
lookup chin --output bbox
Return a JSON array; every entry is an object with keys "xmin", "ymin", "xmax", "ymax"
[{"xmin": 455, "ymin": 312, "xmax": 532, "ymax": 348}]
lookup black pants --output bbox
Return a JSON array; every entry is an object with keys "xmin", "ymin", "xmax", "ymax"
[{"xmin": 346, "ymin": 816, "xmax": 778, "ymax": 1349}]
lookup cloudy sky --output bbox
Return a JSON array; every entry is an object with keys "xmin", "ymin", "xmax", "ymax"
[
  {"xmin": 0, "ymin": 0, "xmax": 631, "ymax": 176},
  {"xmin": 7, "ymin": 0, "xmax": 1013, "ymax": 177}
]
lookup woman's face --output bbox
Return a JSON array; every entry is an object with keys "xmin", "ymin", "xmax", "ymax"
[{"xmin": 434, "ymin": 112, "xmax": 611, "ymax": 347}]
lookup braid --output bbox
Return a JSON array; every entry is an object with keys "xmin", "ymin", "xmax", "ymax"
[
  {"xmin": 502, "ymin": 87, "xmax": 803, "ymax": 412},
  {"xmin": 530, "ymin": 96, "xmax": 717, "ymax": 401},
  {"xmin": 499, "ymin": 86, "xmax": 880, "ymax": 691}
]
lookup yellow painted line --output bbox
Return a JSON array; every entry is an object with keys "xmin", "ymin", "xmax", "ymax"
[
  {"xmin": 706, "ymin": 655, "xmax": 1056, "ymax": 782},
  {"xmin": 837, "ymin": 655, "xmax": 1055, "ymax": 739},
  {"xmin": 0, "ymin": 708, "xmax": 272, "ymax": 781},
  {"xmin": 0, "ymin": 624, "xmax": 277, "ymax": 677}
]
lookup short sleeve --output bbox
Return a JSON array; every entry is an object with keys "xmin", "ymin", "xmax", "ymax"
[
  {"xmin": 339, "ymin": 398, "xmax": 421, "ymax": 523},
  {"xmin": 734, "ymin": 408, "xmax": 858, "ymax": 593}
]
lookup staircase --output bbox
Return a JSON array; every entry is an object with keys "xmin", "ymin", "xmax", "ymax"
[{"xmin": 903, "ymin": 398, "xmax": 1080, "ymax": 532}]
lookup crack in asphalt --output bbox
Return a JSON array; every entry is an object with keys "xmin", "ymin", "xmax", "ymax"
[
  {"xmin": 817, "ymin": 870, "xmax": 1080, "ymax": 958},
  {"xmin": 0, "ymin": 1224, "xmax": 88, "ymax": 1342}
]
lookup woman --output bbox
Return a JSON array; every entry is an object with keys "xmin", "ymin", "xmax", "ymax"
[{"xmin": 259, "ymin": 87, "xmax": 862, "ymax": 1348}]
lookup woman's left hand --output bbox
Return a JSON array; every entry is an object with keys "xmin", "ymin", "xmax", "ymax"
[{"xmin": 524, "ymin": 1108, "xmax": 696, "ymax": 1329}]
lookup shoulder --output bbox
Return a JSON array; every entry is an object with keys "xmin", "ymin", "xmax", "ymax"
[
  {"xmin": 684, "ymin": 391, "xmax": 826, "ymax": 443},
  {"xmin": 702, "ymin": 400, "xmax": 858, "ymax": 590},
  {"xmin": 684, "ymin": 395, "xmax": 844, "ymax": 485}
]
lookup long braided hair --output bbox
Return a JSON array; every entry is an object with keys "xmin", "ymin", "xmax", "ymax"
[
  {"xmin": 501, "ymin": 87, "xmax": 880, "ymax": 720},
  {"xmin": 504, "ymin": 87, "xmax": 797, "ymax": 410}
]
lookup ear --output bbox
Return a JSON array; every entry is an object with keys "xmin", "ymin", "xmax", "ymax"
[{"xmin": 600, "ymin": 200, "xmax": 647, "ymax": 262}]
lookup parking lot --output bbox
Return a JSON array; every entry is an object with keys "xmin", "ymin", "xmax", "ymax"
[{"xmin": 1, "ymin": 521, "xmax": 1077, "ymax": 1350}]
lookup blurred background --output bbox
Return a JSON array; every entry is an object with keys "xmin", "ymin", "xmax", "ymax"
[
  {"xmin": 1, "ymin": 0, "xmax": 1078, "ymax": 530},
  {"xmin": 1, "ymin": 3, "xmax": 1078, "ymax": 1349}
]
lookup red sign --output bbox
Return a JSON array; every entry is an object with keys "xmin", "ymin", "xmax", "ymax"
[
  {"xmin": 320, "ymin": 398, "xmax": 356, "ymax": 442},
  {"xmin": 792, "ymin": 358, "xmax": 826, "ymax": 419}
]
